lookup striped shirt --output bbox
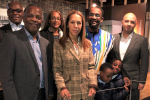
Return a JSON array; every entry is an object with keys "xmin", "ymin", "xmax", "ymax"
[{"xmin": 86, "ymin": 28, "xmax": 114, "ymax": 74}]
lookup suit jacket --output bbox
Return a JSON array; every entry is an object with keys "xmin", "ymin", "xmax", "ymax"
[
  {"xmin": 113, "ymin": 33, "xmax": 149, "ymax": 85},
  {"xmin": 0, "ymin": 23, "xmax": 12, "ymax": 42},
  {"xmin": 0, "ymin": 23, "xmax": 12, "ymax": 33},
  {"xmin": 53, "ymin": 39, "xmax": 97, "ymax": 100},
  {"xmin": 0, "ymin": 28, "xmax": 52, "ymax": 100}
]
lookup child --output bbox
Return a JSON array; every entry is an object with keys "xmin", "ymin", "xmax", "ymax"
[
  {"xmin": 111, "ymin": 58, "xmax": 129, "ymax": 100},
  {"xmin": 94, "ymin": 62, "xmax": 129, "ymax": 100}
]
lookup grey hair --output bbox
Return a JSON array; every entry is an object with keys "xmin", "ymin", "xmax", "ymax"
[{"xmin": 24, "ymin": 4, "xmax": 43, "ymax": 20}]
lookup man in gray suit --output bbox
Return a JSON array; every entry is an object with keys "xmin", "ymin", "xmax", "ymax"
[
  {"xmin": 0, "ymin": 4, "xmax": 53, "ymax": 100},
  {"xmin": 113, "ymin": 13, "xmax": 149, "ymax": 100},
  {"xmin": 0, "ymin": 2, "xmax": 24, "ymax": 99}
]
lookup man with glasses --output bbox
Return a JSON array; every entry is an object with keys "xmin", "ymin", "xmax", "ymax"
[
  {"xmin": 0, "ymin": 2, "xmax": 23, "ymax": 100},
  {"xmin": 86, "ymin": 6, "xmax": 114, "ymax": 74},
  {"xmin": 0, "ymin": 1, "xmax": 24, "ymax": 39}
]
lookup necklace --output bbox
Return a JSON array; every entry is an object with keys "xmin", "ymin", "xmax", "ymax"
[{"xmin": 69, "ymin": 37, "xmax": 80, "ymax": 55}]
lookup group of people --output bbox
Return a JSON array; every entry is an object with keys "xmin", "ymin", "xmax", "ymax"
[{"xmin": 0, "ymin": 1, "xmax": 149, "ymax": 100}]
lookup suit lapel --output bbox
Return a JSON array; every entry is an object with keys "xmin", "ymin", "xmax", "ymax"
[
  {"xmin": 115, "ymin": 33, "xmax": 121, "ymax": 59},
  {"xmin": 4, "ymin": 24, "xmax": 12, "ymax": 33},
  {"xmin": 39, "ymin": 37, "xmax": 47, "ymax": 73},
  {"xmin": 39, "ymin": 37, "xmax": 48, "ymax": 82},
  {"xmin": 123, "ymin": 33, "xmax": 137, "ymax": 61},
  {"xmin": 18, "ymin": 28, "xmax": 39, "ymax": 73},
  {"xmin": 78, "ymin": 43, "xmax": 83, "ymax": 60},
  {"xmin": 66, "ymin": 39, "xmax": 80, "ymax": 61}
]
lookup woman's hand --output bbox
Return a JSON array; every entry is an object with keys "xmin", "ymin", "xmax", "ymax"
[
  {"xmin": 88, "ymin": 88, "xmax": 96, "ymax": 97},
  {"xmin": 60, "ymin": 88, "xmax": 71, "ymax": 99}
]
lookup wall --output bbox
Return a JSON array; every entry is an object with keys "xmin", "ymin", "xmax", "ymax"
[
  {"xmin": 0, "ymin": 0, "xmax": 85, "ymax": 20},
  {"xmin": 103, "ymin": 3, "xmax": 147, "ymax": 36}
]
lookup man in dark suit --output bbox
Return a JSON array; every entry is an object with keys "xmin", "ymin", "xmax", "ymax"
[
  {"xmin": 0, "ymin": 1, "xmax": 24, "ymax": 38},
  {"xmin": 0, "ymin": 4, "xmax": 53, "ymax": 100},
  {"xmin": 113, "ymin": 13, "xmax": 149, "ymax": 100},
  {"xmin": 0, "ymin": 2, "xmax": 24, "ymax": 100}
]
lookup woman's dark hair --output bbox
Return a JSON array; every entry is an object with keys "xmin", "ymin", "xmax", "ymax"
[
  {"xmin": 59, "ymin": 10, "xmax": 90, "ymax": 50},
  {"xmin": 41, "ymin": 10, "xmax": 64, "ymax": 31}
]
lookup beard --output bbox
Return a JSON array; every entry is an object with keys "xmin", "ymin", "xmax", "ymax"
[{"xmin": 88, "ymin": 20, "xmax": 100, "ymax": 30}]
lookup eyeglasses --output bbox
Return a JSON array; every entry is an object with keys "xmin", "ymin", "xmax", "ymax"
[
  {"xmin": 8, "ymin": 8, "xmax": 22, "ymax": 13},
  {"xmin": 89, "ymin": 13, "xmax": 100, "ymax": 17},
  {"xmin": 51, "ymin": 17, "xmax": 60, "ymax": 21}
]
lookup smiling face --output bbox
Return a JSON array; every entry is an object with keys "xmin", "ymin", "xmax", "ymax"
[
  {"xmin": 49, "ymin": 12, "xmax": 61, "ymax": 29},
  {"xmin": 7, "ymin": 1, "xmax": 23, "ymax": 25},
  {"xmin": 23, "ymin": 6, "xmax": 42, "ymax": 36},
  {"xmin": 122, "ymin": 13, "xmax": 137, "ymax": 34},
  {"xmin": 88, "ymin": 7, "xmax": 103, "ymax": 29},
  {"xmin": 112, "ymin": 60, "xmax": 122, "ymax": 74},
  {"xmin": 68, "ymin": 14, "xmax": 82, "ymax": 39}
]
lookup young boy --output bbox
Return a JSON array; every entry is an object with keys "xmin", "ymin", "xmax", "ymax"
[{"xmin": 94, "ymin": 63, "xmax": 129, "ymax": 100}]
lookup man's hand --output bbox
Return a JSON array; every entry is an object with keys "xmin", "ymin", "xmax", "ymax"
[
  {"xmin": 60, "ymin": 89, "xmax": 71, "ymax": 99},
  {"xmin": 123, "ymin": 77, "xmax": 131, "ymax": 86},
  {"xmin": 138, "ymin": 83, "xmax": 145, "ymax": 90},
  {"xmin": 88, "ymin": 88, "xmax": 96, "ymax": 97}
]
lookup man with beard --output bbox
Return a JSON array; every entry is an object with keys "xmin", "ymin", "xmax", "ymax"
[
  {"xmin": 113, "ymin": 13, "xmax": 149, "ymax": 100},
  {"xmin": 0, "ymin": 4, "xmax": 53, "ymax": 100},
  {"xmin": 0, "ymin": 1, "xmax": 24, "ymax": 40},
  {"xmin": 86, "ymin": 6, "xmax": 114, "ymax": 74}
]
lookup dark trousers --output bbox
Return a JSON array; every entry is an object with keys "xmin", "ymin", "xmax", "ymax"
[
  {"xmin": 131, "ymin": 81, "xmax": 139, "ymax": 100},
  {"xmin": 37, "ymin": 88, "xmax": 46, "ymax": 100},
  {"xmin": 0, "ymin": 90, "xmax": 4, "ymax": 100}
]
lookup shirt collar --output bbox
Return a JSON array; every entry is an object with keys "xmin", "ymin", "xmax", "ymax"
[
  {"xmin": 112, "ymin": 74, "xmax": 118, "ymax": 80},
  {"xmin": 9, "ymin": 20, "xmax": 24, "ymax": 26},
  {"xmin": 121, "ymin": 32, "xmax": 133, "ymax": 39},
  {"xmin": 98, "ymin": 76, "xmax": 105, "ymax": 85},
  {"xmin": 24, "ymin": 28, "xmax": 40, "ymax": 42},
  {"xmin": 48, "ymin": 27, "xmax": 62, "ymax": 33}
]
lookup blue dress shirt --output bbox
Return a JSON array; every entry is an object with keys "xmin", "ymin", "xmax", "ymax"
[{"xmin": 24, "ymin": 28, "xmax": 44, "ymax": 89}]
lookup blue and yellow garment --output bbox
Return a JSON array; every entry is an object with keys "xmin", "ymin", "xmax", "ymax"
[{"xmin": 86, "ymin": 28, "xmax": 114, "ymax": 74}]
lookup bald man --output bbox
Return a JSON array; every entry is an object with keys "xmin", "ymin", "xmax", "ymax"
[
  {"xmin": 0, "ymin": 1, "xmax": 24, "ymax": 41},
  {"xmin": 113, "ymin": 13, "xmax": 149, "ymax": 100}
]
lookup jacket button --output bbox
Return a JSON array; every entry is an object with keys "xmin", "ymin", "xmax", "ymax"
[
  {"xmin": 77, "ymin": 62, "xmax": 80, "ymax": 65},
  {"xmin": 38, "ymin": 74, "xmax": 40, "ymax": 76},
  {"xmin": 37, "ymin": 87, "xmax": 39, "ymax": 89}
]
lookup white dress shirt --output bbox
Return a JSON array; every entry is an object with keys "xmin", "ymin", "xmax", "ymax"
[
  {"xmin": 9, "ymin": 20, "xmax": 24, "ymax": 31},
  {"xmin": 119, "ymin": 32, "xmax": 133, "ymax": 60}
]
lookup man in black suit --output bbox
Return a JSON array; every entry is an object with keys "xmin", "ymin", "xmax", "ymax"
[
  {"xmin": 0, "ymin": 1, "xmax": 24, "ymax": 37},
  {"xmin": 0, "ymin": 4, "xmax": 53, "ymax": 100},
  {"xmin": 113, "ymin": 13, "xmax": 149, "ymax": 100},
  {"xmin": 0, "ymin": 2, "xmax": 24, "ymax": 100}
]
